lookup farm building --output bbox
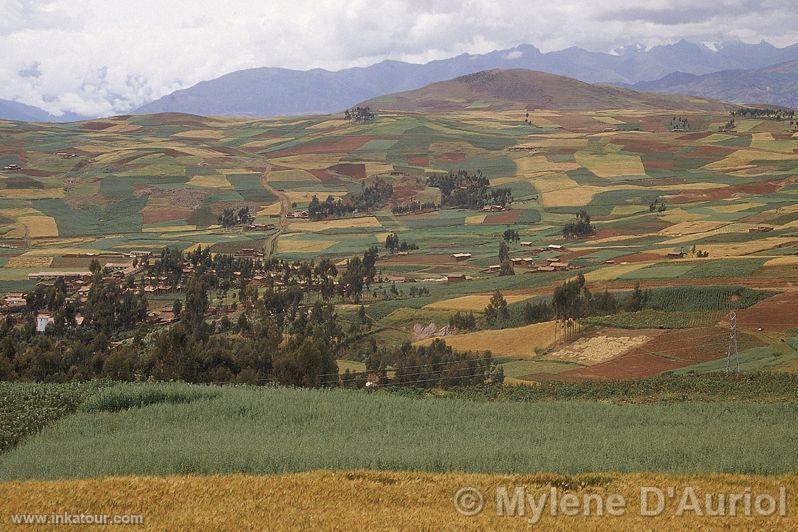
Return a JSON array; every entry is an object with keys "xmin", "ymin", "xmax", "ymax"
[
  {"xmin": 1, "ymin": 293, "xmax": 27, "ymax": 313},
  {"xmin": 28, "ymin": 271, "xmax": 92, "ymax": 282},
  {"xmin": 547, "ymin": 244, "xmax": 565, "ymax": 251},
  {"xmin": 667, "ymin": 250, "xmax": 685, "ymax": 259},
  {"xmin": 446, "ymin": 274, "xmax": 467, "ymax": 283},
  {"xmin": 520, "ymin": 241, "xmax": 534, "ymax": 247},
  {"xmin": 549, "ymin": 261, "xmax": 570, "ymax": 271},
  {"xmin": 452, "ymin": 253, "xmax": 472, "ymax": 261},
  {"xmin": 244, "ymin": 223, "xmax": 275, "ymax": 231},
  {"xmin": 749, "ymin": 225, "xmax": 774, "ymax": 233},
  {"xmin": 104, "ymin": 262, "xmax": 132, "ymax": 272}
]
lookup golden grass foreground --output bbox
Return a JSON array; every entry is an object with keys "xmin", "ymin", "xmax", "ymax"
[{"xmin": 2, "ymin": 471, "xmax": 797, "ymax": 530}]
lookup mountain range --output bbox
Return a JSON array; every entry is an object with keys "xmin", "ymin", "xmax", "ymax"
[
  {"xmin": 0, "ymin": 99, "xmax": 87, "ymax": 122},
  {"xmin": 632, "ymin": 59, "xmax": 798, "ymax": 108},
  {"xmin": 2, "ymin": 39, "xmax": 798, "ymax": 122},
  {"xmin": 135, "ymin": 40, "xmax": 798, "ymax": 118}
]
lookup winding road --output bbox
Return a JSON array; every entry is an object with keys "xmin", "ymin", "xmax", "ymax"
[{"xmin": 260, "ymin": 163, "xmax": 291, "ymax": 258}]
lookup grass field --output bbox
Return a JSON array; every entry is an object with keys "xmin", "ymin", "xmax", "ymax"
[{"xmin": 2, "ymin": 382, "xmax": 797, "ymax": 480}]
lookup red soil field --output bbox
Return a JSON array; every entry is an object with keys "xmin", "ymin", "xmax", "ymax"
[
  {"xmin": 735, "ymin": 292, "xmax": 798, "ymax": 332},
  {"xmin": 483, "ymin": 209, "xmax": 519, "ymax": 224},
  {"xmin": 142, "ymin": 207, "xmax": 193, "ymax": 225},
  {"xmin": 329, "ymin": 163, "xmax": 366, "ymax": 179},
  {"xmin": 533, "ymin": 327, "xmax": 733, "ymax": 381},
  {"xmin": 436, "ymin": 152, "xmax": 466, "ymax": 164},
  {"xmin": 407, "ymin": 155, "xmax": 430, "ymax": 167}
]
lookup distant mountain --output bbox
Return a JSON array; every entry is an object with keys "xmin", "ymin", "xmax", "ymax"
[
  {"xmin": 0, "ymin": 99, "xmax": 88, "ymax": 122},
  {"xmin": 632, "ymin": 60, "xmax": 798, "ymax": 107},
  {"xmin": 361, "ymin": 69, "xmax": 730, "ymax": 113},
  {"xmin": 135, "ymin": 40, "xmax": 798, "ymax": 118}
]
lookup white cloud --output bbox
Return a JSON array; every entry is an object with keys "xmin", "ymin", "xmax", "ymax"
[{"xmin": 0, "ymin": 0, "xmax": 796, "ymax": 116}]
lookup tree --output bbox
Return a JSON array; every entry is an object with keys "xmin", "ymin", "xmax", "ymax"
[
  {"xmin": 626, "ymin": 282, "xmax": 648, "ymax": 312},
  {"xmin": 499, "ymin": 241, "xmax": 510, "ymax": 263},
  {"xmin": 182, "ymin": 273, "xmax": 209, "ymax": 339},
  {"xmin": 484, "ymin": 290, "xmax": 509, "ymax": 326},
  {"xmin": 503, "ymin": 228, "xmax": 520, "ymax": 243},
  {"xmin": 385, "ymin": 233, "xmax": 400, "ymax": 253},
  {"xmin": 172, "ymin": 299, "xmax": 183, "ymax": 319},
  {"xmin": 523, "ymin": 301, "xmax": 552, "ymax": 324}
]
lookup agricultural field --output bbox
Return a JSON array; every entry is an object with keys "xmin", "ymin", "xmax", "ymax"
[{"xmin": 2, "ymin": 102, "xmax": 798, "ymax": 379}]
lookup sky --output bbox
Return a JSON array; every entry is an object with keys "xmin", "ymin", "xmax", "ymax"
[{"xmin": 1, "ymin": 0, "xmax": 796, "ymax": 116}]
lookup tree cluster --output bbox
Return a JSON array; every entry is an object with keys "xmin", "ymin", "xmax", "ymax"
[
  {"xmin": 427, "ymin": 169, "xmax": 512, "ymax": 209},
  {"xmin": 344, "ymin": 106, "xmax": 376, "ymax": 122},
  {"xmin": 732, "ymin": 108, "xmax": 794, "ymax": 121},
  {"xmin": 649, "ymin": 198, "xmax": 667, "ymax": 213},
  {"xmin": 218, "ymin": 207, "xmax": 254, "ymax": 228},
  {"xmin": 562, "ymin": 209, "xmax": 595, "ymax": 238},
  {"xmin": 308, "ymin": 178, "xmax": 393, "ymax": 220},
  {"xmin": 384, "ymin": 233, "xmax": 418, "ymax": 253}
]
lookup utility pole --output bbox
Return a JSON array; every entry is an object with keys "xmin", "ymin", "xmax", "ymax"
[{"xmin": 725, "ymin": 311, "xmax": 739, "ymax": 373}]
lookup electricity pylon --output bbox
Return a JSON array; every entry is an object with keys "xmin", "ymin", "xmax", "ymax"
[{"xmin": 725, "ymin": 311, "xmax": 740, "ymax": 373}]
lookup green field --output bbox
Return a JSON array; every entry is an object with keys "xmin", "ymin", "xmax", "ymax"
[{"xmin": 2, "ymin": 381, "xmax": 797, "ymax": 480}]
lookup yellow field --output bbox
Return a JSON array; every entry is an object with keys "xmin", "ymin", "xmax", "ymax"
[
  {"xmin": 465, "ymin": 214, "xmax": 487, "ymax": 225},
  {"xmin": 583, "ymin": 262, "xmax": 652, "ymax": 282},
  {"xmin": 574, "ymin": 151, "xmax": 645, "ymax": 177},
  {"xmin": 239, "ymin": 137, "xmax": 293, "ymax": 150},
  {"xmin": 270, "ymin": 154, "xmax": 342, "ymax": 170},
  {"xmin": 276, "ymin": 238, "xmax": 336, "ymax": 253},
  {"xmin": 142, "ymin": 225, "xmax": 197, "ymax": 233},
  {"xmin": 287, "ymin": 216, "xmax": 381, "ymax": 233},
  {"xmin": 705, "ymin": 148, "xmax": 796, "ymax": 172},
  {"xmin": 695, "ymin": 237, "xmax": 797, "ymax": 258},
  {"xmin": 513, "ymin": 155, "xmax": 580, "ymax": 176},
  {"xmin": 658, "ymin": 221, "xmax": 729, "ymax": 237},
  {"xmin": 425, "ymin": 294, "xmax": 531, "ymax": 311},
  {"xmin": 268, "ymin": 169, "xmax": 319, "ymax": 182},
  {"xmin": 17, "ymin": 216, "xmax": 58, "ymax": 238},
  {"xmin": 415, "ymin": 321, "xmax": 557, "ymax": 358},
  {"xmin": 545, "ymin": 334, "xmax": 651, "ymax": 365},
  {"xmin": 186, "ymin": 174, "xmax": 232, "ymax": 189},
  {"xmin": 256, "ymin": 202, "xmax": 282, "ymax": 216},
  {"xmin": 2, "ymin": 471, "xmax": 795, "ymax": 530},
  {"xmin": 4, "ymin": 254, "xmax": 53, "ymax": 269},
  {"xmin": 0, "ymin": 189, "xmax": 64, "ymax": 200},
  {"xmin": 592, "ymin": 115, "xmax": 624, "ymax": 125},
  {"xmin": 763, "ymin": 255, "xmax": 798, "ymax": 267}
]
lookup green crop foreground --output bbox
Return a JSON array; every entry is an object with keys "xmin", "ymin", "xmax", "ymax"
[{"xmin": 1, "ymin": 381, "xmax": 797, "ymax": 480}]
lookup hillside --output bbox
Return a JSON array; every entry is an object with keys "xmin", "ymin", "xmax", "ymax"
[
  {"xmin": 363, "ymin": 70, "xmax": 731, "ymax": 112},
  {"xmin": 135, "ymin": 40, "xmax": 797, "ymax": 118},
  {"xmin": 633, "ymin": 59, "xmax": 798, "ymax": 107}
]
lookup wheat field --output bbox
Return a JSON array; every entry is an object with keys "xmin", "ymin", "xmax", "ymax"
[{"xmin": 2, "ymin": 471, "xmax": 796, "ymax": 530}]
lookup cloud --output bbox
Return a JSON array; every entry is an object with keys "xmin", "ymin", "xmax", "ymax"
[{"xmin": 0, "ymin": 0, "xmax": 796, "ymax": 116}]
